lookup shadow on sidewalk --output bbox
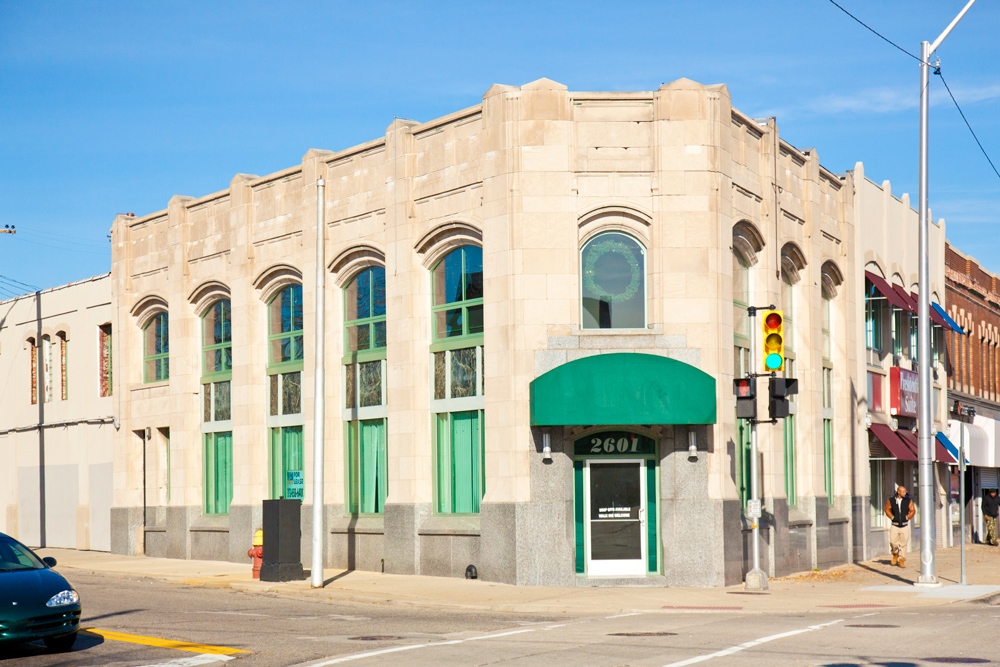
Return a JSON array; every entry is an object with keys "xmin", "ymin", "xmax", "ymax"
[
  {"xmin": 856, "ymin": 561, "xmax": 913, "ymax": 585},
  {"xmin": 303, "ymin": 569, "xmax": 353, "ymax": 587}
]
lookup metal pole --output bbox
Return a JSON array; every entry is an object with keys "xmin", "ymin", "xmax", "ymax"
[
  {"xmin": 745, "ymin": 307, "xmax": 767, "ymax": 591},
  {"xmin": 916, "ymin": 0, "xmax": 976, "ymax": 587},
  {"xmin": 310, "ymin": 177, "xmax": 326, "ymax": 588},
  {"xmin": 960, "ymin": 423, "xmax": 967, "ymax": 585},
  {"xmin": 916, "ymin": 38, "xmax": 936, "ymax": 586}
]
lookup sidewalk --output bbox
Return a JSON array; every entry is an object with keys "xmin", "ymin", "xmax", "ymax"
[{"xmin": 37, "ymin": 544, "xmax": 1000, "ymax": 616}]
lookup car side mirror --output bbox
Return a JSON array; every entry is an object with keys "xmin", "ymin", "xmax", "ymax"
[{"xmin": 42, "ymin": 557, "xmax": 57, "ymax": 568}]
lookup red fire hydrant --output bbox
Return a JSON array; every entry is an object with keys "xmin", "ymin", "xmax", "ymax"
[{"xmin": 248, "ymin": 529, "xmax": 263, "ymax": 579}]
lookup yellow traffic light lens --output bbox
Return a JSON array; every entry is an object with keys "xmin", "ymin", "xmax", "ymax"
[{"xmin": 765, "ymin": 332, "xmax": 782, "ymax": 351}]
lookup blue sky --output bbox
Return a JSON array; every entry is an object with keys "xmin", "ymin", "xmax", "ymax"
[{"xmin": 1, "ymin": 1, "xmax": 998, "ymax": 295}]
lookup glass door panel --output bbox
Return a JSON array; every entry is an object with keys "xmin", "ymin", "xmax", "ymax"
[{"xmin": 586, "ymin": 460, "xmax": 645, "ymax": 576}]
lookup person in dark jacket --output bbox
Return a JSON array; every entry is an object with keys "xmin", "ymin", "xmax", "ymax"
[
  {"xmin": 984, "ymin": 488, "xmax": 999, "ymax": 546},
  {"xmin": 884, "ymin": 485, "xmax": 915, "ymax": 567}
]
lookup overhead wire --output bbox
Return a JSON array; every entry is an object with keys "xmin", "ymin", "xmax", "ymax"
[
  {"xmin": 935, "ymin": 68, "xmax": 1000, "ymax": 181},
  {"xmin": 0, "ymin": 274, "xmax": 39, "ymax": 291},
  {"xmin": 826, "ymin": 0, "xmax": 1000, "ymax": 184}
]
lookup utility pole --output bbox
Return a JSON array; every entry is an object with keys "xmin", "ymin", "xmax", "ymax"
[
  {"xmin": 310, "ymin": 177, "xmax": 326, "ymax": 588},
  {"xmin": 916, "ymin": 0, "xmax": 976, "ymax": 587}
]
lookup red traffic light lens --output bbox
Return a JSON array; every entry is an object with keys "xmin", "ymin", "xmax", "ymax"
[{"xmin": 765, "ymin": 312, "xmax": 782, "ymax": 330}]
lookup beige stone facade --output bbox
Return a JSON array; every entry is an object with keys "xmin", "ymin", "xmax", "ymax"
[
  {"xmin": 853, "ymin": 168, "xmax": 951, "ymax": 560},
  {"xmin": 108, "ymin": 77, "xmax": 945, "ymax": 585},
  {"xmin": 0, "ymin": 274, "xmax": 115, "ymax": 551}
]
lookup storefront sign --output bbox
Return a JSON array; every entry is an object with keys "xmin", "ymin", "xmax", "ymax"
[
  {"xmin": 285, "ymin": 470, "xmax": 304, "ymax": 501},
  {"xmin": 890, "ymin": 367, "xmax": 918, "ymax": 418},
  {"xmin": 574, "ymin": 431, "xmax": 655, "ymax": 456}
]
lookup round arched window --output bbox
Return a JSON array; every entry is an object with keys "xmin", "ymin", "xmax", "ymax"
[{"xmin": 581, "ymin": 232, "xmax": 646, "ymax": 329}]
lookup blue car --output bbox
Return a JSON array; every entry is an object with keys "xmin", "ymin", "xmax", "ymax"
[{"xmin": 0, "ymin": 532, "xmax": 81, "ymax": 652}]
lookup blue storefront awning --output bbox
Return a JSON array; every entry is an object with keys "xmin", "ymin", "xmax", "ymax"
[
  {"xmin": 932, "ymin": 303, "xmax": 965, "ymax": 334},
  {"xmin": 936, "ymin": 431, "xmax": 964, "ymax": 464}
]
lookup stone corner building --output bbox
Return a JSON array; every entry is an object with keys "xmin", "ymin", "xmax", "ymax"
[{"xmin": 110, "ymin": 77, "xmax": 942, "ymax": 586}]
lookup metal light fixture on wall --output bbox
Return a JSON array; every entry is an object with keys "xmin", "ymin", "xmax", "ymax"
[
  {"xmin": 687, "ymin": 430, "xmax": 698, "ymax": 461},
  {"xmin": 542, "ymin": 431, "xmax": 552, "ymax": 462}
]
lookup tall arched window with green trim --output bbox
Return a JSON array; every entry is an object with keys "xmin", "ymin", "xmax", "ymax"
[
  {"xmin": 202, "ymin": 298, "xmax": 233, "ymax": 515},
  {"xmin": 143, "ymin": 312, "xmax": 169, "ymax": 383},
  {"xmin": 581, "ymin": 232, "xmax": 646, "ymax": 329},
  {"xmin": 344, "ymin": 266, "xmax": 387, "ymax": 515},
  {"xmin": 267, "ymin": 284, "xmax": 304, "ymax": 500},
  {"xmin": 431, "ymin": 245, "xmax": 485, "ymax": 514}
]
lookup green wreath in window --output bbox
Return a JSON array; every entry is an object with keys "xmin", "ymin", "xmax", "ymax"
[{"xmin": 582, "ymin": 238, "xmax": 642, "ymax": 303}]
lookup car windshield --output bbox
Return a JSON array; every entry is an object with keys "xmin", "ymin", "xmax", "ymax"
[{"xmin": 0, "ymin": 535, "xmax": 46, "ymax": 572}]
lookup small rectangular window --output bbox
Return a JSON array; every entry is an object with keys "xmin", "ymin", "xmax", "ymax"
[
  {"xmin": 99, "ymin": 324, "xmax": 112, "ymax": 397},
  {"xmin": 59, "ymin": 334, "xmax": 68, "ymax": 400},
  {"xmin": 29, "ymin": 339, "xmax": 37, "ymax": 405}
]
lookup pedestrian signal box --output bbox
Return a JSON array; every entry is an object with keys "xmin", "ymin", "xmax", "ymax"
[
  {"xmin": 768, "ymin": 377, "xmax": 798, "ymax": 420},
  {"xmin": 762, "ymin": 310, "xmax": 785, "ymax": 372},
  {"xmin": 733, "ymin": 378, "xmax": 756, "ymax": 420}
]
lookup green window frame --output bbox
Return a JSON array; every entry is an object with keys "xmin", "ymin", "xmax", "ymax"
[
  {"xmin": 203, "ymin": 431, "xmax": 232, "ymax": 515},
  {"xmin": 268, "ymin": 284, "xmax": 304, "ymax": 372},
  {"xmin": 865, "ymin": 279, "xmax": 884, "ymax": 353},
  {"xmin": 434, "ymin": 410, "xmax": 485, "ymax": 514},
  {"xmin": 143, "ymin": 311, "xmax": 169, "ymax": 383},
  {"xmin": 269, "ymin": 425, "xmax": 304, "ymax": 500},
  {"xmin": 431, "ymin": 246, "xmax": 483, "ymax": 345},
  {"xmin": 202, "ymin": 299, "xmax": 232, "ymax": 381},
  {"xmin": 346, "ymin": 419, "xmax": 387, "ymax": 514},
  {"xmin": 783, "ymin": 414, "xmax": 796, "ymax": 508},
  {"xmin": 344, "ymin": 266, "xmax": 386, "ymax": 362}
]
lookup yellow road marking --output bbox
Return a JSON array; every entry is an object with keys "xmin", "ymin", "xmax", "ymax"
[{"xmin": 83, "ymin": 627, "xmax": 249, "ymax": 655}]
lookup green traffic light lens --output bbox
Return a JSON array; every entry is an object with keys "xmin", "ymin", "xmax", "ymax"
[{"xmin": 765, "ymin": 353, "xmax": 783, "ymax": 370}]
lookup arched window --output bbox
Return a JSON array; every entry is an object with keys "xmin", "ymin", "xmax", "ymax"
[
  {"xmin": 27, "ymin": 337, "xmax": 37, "ymax": 405},
  {"xmin": 344, "ymin": 266, "xmax": 388, "ymax": 515},
  {"xmin": 143, "ymin": 312, "xmax": 169, "ymax": 383},
  {"xmin": 432, "ymin": 245, "xmax": 483, "ymax": 340},
  {"xmin": 267, "ymin": 284, "xmax": 303, "ymax": 501},
  {"xmin": 431, "ymin": 245, "xmax": 485, "ymax": 514},
  {"xmin": 200, "ymin": 299, "xmax": 233, "ymax": 515},
  {"xmin": 820, "ymin": 261, "xmax": 842, "ymax": 507},
  {"xmin": 581, "ymin": 232, "xmax": 646, "ymax": 329}
]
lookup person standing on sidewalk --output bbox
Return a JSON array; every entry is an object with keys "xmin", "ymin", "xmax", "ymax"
[
  {"xmin": 984, "ymin": 488, "xmax": 1000, "ymax": 546},
  {"xmin": 884, "ymin": 485, "xmax": 915, "ymax": 567}
]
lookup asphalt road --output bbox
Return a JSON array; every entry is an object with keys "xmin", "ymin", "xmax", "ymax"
[{"xmin": 1, "ymin": 570, "xmax": 997, "ymax": 667}]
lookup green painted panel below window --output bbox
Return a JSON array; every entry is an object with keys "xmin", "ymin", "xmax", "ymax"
[
  {"xmin": 204, "ymin": 431, "xmax": 232, "ymax": 515},
  {"xmin": 824, "ymin": 419, "xmax": 834, "ymax": 505},
  {"xmin": 530, "ymin": 353, "xmax": 716, "ymax": 426},
  {"xmin": 359, "ymin": 419, "xmax": 387, "ymax": 514}
]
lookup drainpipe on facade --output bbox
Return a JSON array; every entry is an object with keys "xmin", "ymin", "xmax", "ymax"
[{"xmin": 311, "ymin": 177, "xmax": 326, "ymax": 588}]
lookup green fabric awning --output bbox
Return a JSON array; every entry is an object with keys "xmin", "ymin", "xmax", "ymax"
[{"xmin": 530, "ymin": 353, "xmax": 716, "ymax": 426}]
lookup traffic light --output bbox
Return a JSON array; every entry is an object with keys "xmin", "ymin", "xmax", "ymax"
[
  {"xmin": 733, "ymin": 378, "xmax": 756, "ymax": 420},
  {"xmin": 768, "ymin": 377, "xmax": 798, "ymax": 420},
  {"xmin": 762, "ymin": 310, "xmax": 785, "ymax": 372}
]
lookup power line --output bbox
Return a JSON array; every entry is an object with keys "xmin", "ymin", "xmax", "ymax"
[
  {"xmin": 826, "ymin": 0, "xmax": 925, "ymax": 65},
  {"xmin": 936, "ymin": 68, "xmax": 1000, "ymax": 182},
  {"xmin": 15, "ymin": 228, "xmax": 109, "ymax": 248},
  {"xmin": 826, "ymin": 0, "xmax": 1000, "ymax": 185},
  {"xmin": 8, "ymin": 235, "xmax": 109, "ymax": 256},
  {"xmin": 0, "ymin": 274, "xmax": 39, "ymax": 291}
]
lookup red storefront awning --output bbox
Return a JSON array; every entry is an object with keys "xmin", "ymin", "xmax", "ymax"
[
  {"xmin": 870, "ymin": 424, "xmax": 917, "ymax": 461},
  {"xmin": 865, "ymin": 271, "xmax": 913, "ymax": 312}
]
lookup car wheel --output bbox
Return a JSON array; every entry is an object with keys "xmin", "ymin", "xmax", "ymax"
[{"xmin": 43, "ymin": 632, "xmax": 77, "ymax": 652}]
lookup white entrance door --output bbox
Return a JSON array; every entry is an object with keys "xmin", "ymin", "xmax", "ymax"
[{"xmin": 585, "ymin": 459, "xmax": 646, "ymax": 576}]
